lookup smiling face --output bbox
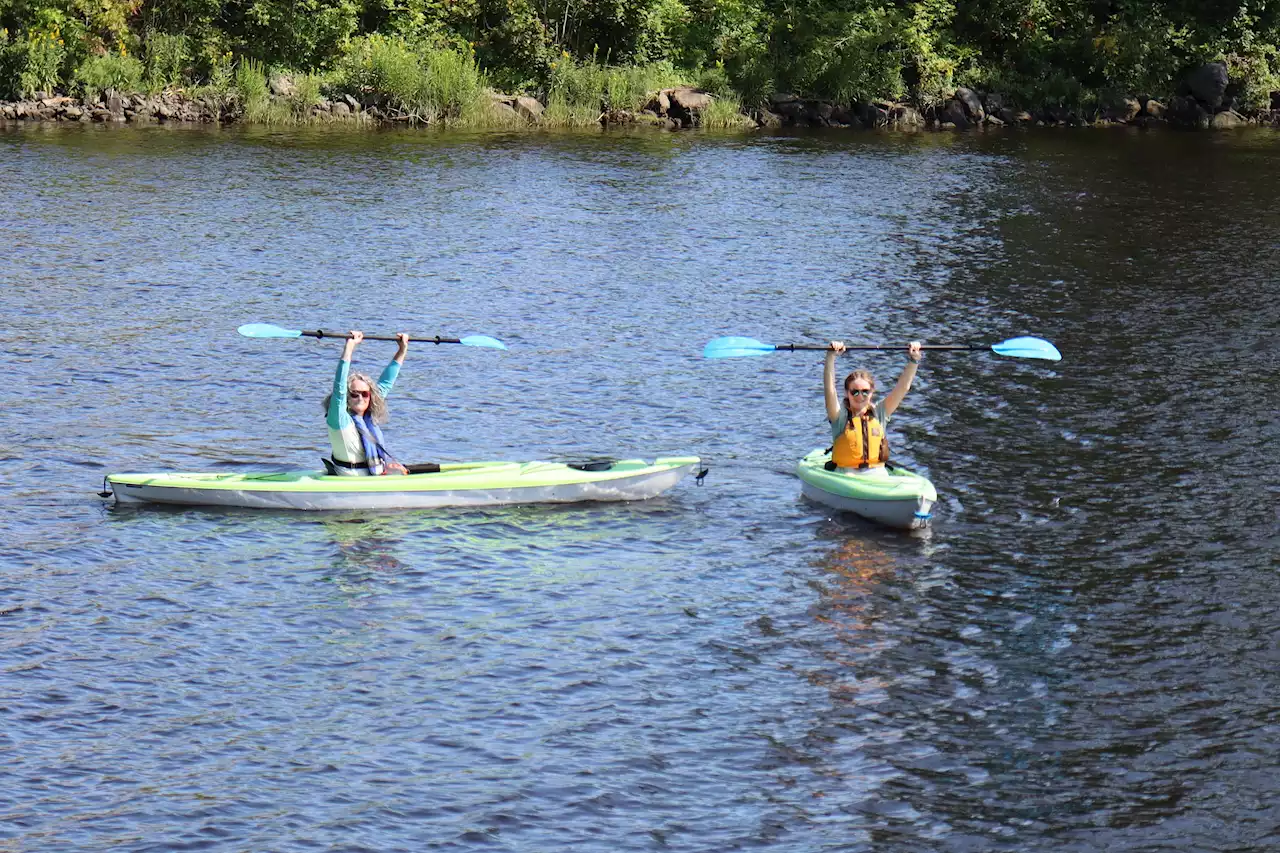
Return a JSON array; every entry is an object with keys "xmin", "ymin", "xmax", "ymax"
[
  {"xmin": 844, "ymin": 372, "xmax": 875, "ymax": 415},
  {"xmin": 348, "ymin": 379, "xmax": 372, "ymax": 417}
]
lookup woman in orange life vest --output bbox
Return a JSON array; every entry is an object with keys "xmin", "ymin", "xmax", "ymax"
[{"xmin": 823, "ymin": 340, "xmax": 923, "ymax": 473}]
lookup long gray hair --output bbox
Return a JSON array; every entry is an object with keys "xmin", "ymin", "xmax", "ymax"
[{"xmin": 322, "ymin": 372, "xmax": 389, "ymax": 424}]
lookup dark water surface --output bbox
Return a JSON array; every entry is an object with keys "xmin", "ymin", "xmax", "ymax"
[{"xmin": 2, "ymin": 123, "xmax": 1278, "ymax": 851}]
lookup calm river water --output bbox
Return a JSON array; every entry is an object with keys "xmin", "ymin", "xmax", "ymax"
[{"xmin": 2, "ymin": 123, "xmax": 1278, "ymax": 851}]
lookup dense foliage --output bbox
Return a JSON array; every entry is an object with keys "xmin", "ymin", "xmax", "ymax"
[{"xmin": 2, "ymin": 0, "xmax": 1278, "ymax": 109}]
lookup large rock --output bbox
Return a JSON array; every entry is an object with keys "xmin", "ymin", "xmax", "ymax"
[
  {"xmin": 1210, "ymin": 109, "xmax": 1246, "ymax": 129},
  {"xmin": 669, "ymin": 88, "xmax": 712, "ymax": 111},
  {"xmin": 514, "ymin": 95, "xmax": 543, "ymax": 121},
  {"xmin": 1102, "ymin": 95, "xmax": 1141, "ymax": 122},
  {"xmin": 954, "ymin": 87, "xmax": 984, "ymax": 122},
  {"xmin": 939, "ymin": 99, "xmax": 969, "ymax": 128},
  {"xmin": 1184, "ymin": 61, "xmax": 1228, "ymax": 108},
  {"xmin": 862, "ymin": 102, "xmax": 888, "ymax": 127},
  {"xmin": 772, "ymin": 100, "xmax": 805, "ymax": 124},
  {"xmin": 1042, "ymin": 104, "xmax": 1073, "ymax": 124},
  {"xmin": 754, "ymin": 108, "xmax": 782, "ymax": 128},
  {"xmin": 893, "ymin": 106, "xmax": 924, "ymax": 128},
  {"xmin": 269, "ymin": 73, "xmax": 297, "ymax": 97},
  {"xmin": 601, "ymin": 109, "xmax": 634, "ymax": 126},
  {"xmin": 1168, "ymin": 95, "xmax": 1210, "ymax": 129}
]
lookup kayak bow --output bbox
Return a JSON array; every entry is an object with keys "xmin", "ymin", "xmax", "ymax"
[{"xmin": 796, "ymin": 449, "xmax": 937, "ymax": 530}]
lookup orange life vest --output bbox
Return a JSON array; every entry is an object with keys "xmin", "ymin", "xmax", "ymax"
[{"xmin": 832, "ymin": 409, "xmax": 890, "ymax": 468}]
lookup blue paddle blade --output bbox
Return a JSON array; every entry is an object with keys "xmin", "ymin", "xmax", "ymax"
[
  {"xmin": 460, "ymin": 335, "xmax": 507, "ymax": 350},
  {"xmin": 991, "ymin": 336, "xmax": 1062, "ymax": 361},
  {"xmin": 238, "ymin": 323, "xmax": 302, "ymax": 339},
  {"xmin": 703, "ymin": 336, "xmax": 778, "ymax": 358}
]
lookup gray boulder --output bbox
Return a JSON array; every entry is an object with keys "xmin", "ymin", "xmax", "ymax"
[
  {"xmin": 269, "ymin": 73, "xmax": 297, "ymax": 97},
  {"xmin": 669, "ymin": 88, "xmax": 713, "ymax": 111},
  {"xmin": 954, "ymin": 87, "xmax": 984, "ymax": 121},
  {"xmin": 1168, "ymin": 95, "xmax": 1210, "ymax": 129},
  {"xmin": 1184, "ymin": 61, "xmax": 1228, "ymax": 108},
  {"xmin": 514, "ymin": 95, "xmax": 544, "ymax": 121},
  {"xmin": 940, "ymin": 99, "xmax": 969, "ymax": 128},
  {"xmin": 1210, "ymin": 109, "xmax": 1246, "ymax": 129}
]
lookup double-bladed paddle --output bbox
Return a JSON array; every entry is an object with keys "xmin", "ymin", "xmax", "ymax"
[
  {"xmin": 702, "ymin": 335, "xmax": 1061, "ymax": 361},
  {"xmin": 238, "ymin": 323, "xmax": 508, "ymax": 350}
]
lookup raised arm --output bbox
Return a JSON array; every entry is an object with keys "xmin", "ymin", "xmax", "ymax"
[
  {"xmin": 376, "ymin": 333, "xmax": 409, "ymax": 396},
  {"xmin": 823, "ymin": 341, "xmax": 846, "ymax": 422},
  {"xmin": 327, "ymin": 330, "xmax": 363, "ymax": 429},
  {"xmin": 882, "ymin": 341, "xmax": 921, "ymax": 417}
]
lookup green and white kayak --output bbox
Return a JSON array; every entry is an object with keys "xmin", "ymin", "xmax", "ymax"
[
  {"xmin": 796, "ymin": 448, "xmax": 937, "ymax": 530},
  {"xmin": 107, "ymin": 456, "xmax": 702, "ymax": 511}
]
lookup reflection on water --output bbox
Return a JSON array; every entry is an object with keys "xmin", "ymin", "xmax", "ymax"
[{"xmin": 3, "ymin": 124, "xmax": 1279, "ymax": 851}]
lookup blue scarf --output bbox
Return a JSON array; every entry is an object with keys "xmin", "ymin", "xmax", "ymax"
[{"xmin": 351, "ymin": 413, "xmax": 395, "ymax": 476}]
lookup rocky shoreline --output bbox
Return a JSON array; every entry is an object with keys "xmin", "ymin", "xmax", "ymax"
[{"xmin": 4, "ymin": 61, "xmax": 1277, "ymax": 131}]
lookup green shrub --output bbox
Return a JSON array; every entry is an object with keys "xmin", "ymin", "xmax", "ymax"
[
  {"xmin": 418, "ymin": 46, "xmax": 488, "ymax": 122},
  {"xmin": 0, "ymin": 29, "xmax": 21, "ymax": 99},
  {"xmin": 1226, "ymin": 47, "xmax": 1280, "ymax": 111},
  {"xmin": 18, "ymin": 29, "xmax": 66, "ymax": 97},
  {"xmin": 235, "ymin": 57, "xmax": 271, "ymax": 120},
  {"xmin": 287, "ymin": 71, "xmax": 324, "ymax": 117},
  {"xmin": 335, "ymin": 34, "xmax": 424, "ymax": 108},
  {"xmin": 699, "ymin": 90, "xmax": 752, "ymax": 127},
  {"xmin": 75, "ymin": 52, "xmax": 144, "ymax": 97},
  {"xmin": 333, "ymin": 36, "xmax": 489, "ymax": 123},
  {"xmin": 144, "ymin": 31, "xmax": 189, "ymax": 90},
  {"xmin": 546, "ymin": 54, "xmax": 685, "ymax": 112}
]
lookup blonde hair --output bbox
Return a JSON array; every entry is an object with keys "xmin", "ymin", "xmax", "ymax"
[
  {"xmin": 843, "ymin": 369, "xmax": 876, "ymax": 393},
  {"xmin": 322, "ymin": 372, "xmax": 390, "ymax": 424}
]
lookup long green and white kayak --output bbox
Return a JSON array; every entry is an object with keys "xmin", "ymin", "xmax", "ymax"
[
  {"xmin": 107, "ymin": 457, "xmax": 702, "ymax": 511},
  {"xmin": 796, "ymin": 448, "xmax": 937, "ymax": 530}
]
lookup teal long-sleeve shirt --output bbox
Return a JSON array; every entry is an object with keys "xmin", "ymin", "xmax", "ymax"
[{"xmin": 327, "ymin": 357, "xmax": 400, "ymax": 467}]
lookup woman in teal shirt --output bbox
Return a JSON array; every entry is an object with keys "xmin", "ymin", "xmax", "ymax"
[{"xmin": 323, "ymin": 330, "xmax": 410, "ymax": 475}]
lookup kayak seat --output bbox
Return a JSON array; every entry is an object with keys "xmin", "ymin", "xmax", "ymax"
[
  {"xmin": 568, "ymin": 459, "xmax": 615, "ymax": 472},
  {"xmin": 322, "ymin": 458, "xmax": 441, "ymax": 475}
]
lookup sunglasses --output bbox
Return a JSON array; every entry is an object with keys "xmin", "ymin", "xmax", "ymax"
[
  {"xmin": 846, "ymin": 388, "xmax": 872, "ymax": 397},
  {"xmin": 350, "ymin": 389, "xmax": 371, "ymax": 399}
]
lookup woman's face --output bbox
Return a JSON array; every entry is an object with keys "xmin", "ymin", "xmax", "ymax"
[
  {"xmin": 845, "ymin": 380, "xmax": 873, "ymax": 413},
  {"xmin": 348, "ymin": 380, "xmax": 372, "ymax": 416}
]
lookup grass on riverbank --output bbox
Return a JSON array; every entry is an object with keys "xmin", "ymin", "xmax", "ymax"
[{"xmin": 0, "ymin": 31, "xmax": 760, "ymax": 129}]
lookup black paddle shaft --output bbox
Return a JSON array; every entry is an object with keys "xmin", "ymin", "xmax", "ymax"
[
  {"xmin": 304, "ymin": 330, "xmax": 463, "ymax": 344},
  {"xmin": 775, "ymin": 343, "xmax": 989, "ymax": 352}
]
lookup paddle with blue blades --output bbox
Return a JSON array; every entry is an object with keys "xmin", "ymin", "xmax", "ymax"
[
  {"xmin": 239, "ymin": 323, "xmax": 508, "ymax": 350},
  {"xmin": 703, "ymin": 335, "xmax": 1061, "ymax": 361}
]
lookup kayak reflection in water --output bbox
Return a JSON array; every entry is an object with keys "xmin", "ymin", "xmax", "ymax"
[
  {"xmin": 322, "ymin": 330, "xmax": 411, "ymax": 476},
  {"xmin": 823, "ymin": 340, "xmax": 922, "ymax": 475}
]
